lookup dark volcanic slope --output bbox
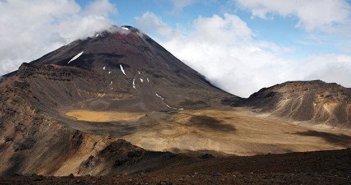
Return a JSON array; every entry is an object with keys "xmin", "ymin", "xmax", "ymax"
[
  {"xmin": 11, "ymin": 25, "xmax": 233, "ymax": 113},
  {"xmin": 242, "ymin": 80, "xmax": 351, "ymax": 127}
]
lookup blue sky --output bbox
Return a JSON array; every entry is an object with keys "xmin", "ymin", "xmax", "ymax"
[{"xmin": 1, "ymin": 0, "xmax": 351, "ymax": 97}]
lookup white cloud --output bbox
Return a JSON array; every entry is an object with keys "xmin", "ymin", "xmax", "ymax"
[
  {"xmin": 84, "ymin": 0, "xmax": 117, "ymax": 17},
  {"xmin": 135, "ymin": 12, "xmax": 175, "ymax": 37},
  {"xmin": 170, "ymin": 0, "xmax": 194, "ymax": 10},
  {"xmin": 138, "ymin": 12, "xmax": 351, "ymax": 97},
  {"xmin": 235, "ymin": 0, "xmax": 351, "ymax": 31},
  {"xmin": 159, "ymin": 14, "xmax": 299, "ymax": 97},
  {"xmin": 0, "ymin": 0, "xmax": 116, "ymax": 75},
  {"xmin": 192, "ymin": 14, "xmax": 253, "ymax": 43},
  {"xmin": 303, "ymin": 54, "xmax": 351, "ymax": 87}
]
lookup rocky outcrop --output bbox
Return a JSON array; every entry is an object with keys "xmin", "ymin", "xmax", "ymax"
[
  {"xmin": 242, "ymin": 80, "xmax": 351, "ymax": 127},
  {"xmin": 77, "ymin": 139, "xmax": 175, "ymax": 175},
  {"xmin": 18, "ymin": 63, "xmax": 75, "ymax": 81}
]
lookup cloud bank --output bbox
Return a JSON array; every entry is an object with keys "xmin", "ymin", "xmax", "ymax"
[
  {"xmin": 135, "ymin": 12, "xmax": 175, "ymax": 37},
  {"xmin": 136, "ymin": 12, "xmax": 351, "ymax": 97},
  {"xmin": 234, "ymin": 0, "xmax": 351, "ymax": 31},
  {"xmin": 0, "ymin": 0, "xmax": 116, "ymax": 75},
  {"xmin": 170, "ymin": 0, "xmax": 194, "ymax": 10}
]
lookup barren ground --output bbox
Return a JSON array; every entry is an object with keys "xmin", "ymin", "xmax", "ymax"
[
  {"xmin": 65, "ymin": 108, "xmax": 351, "ymax": 156},
  {"xmin": 1, "ymin": 148, "xmax": 350, "ymax": 185},
  {"xmin": 66, "ymin": 110, "xmax": 145, "ymax": 122}
]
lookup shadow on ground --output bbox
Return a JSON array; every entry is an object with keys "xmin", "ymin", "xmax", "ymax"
[
  {"xmin": 189, "ymin": 115, "xmax": 236, "ymax": 132},
  {"xmin": 294, "ymin": 130, "xmax": 351, "ymax": 146}
]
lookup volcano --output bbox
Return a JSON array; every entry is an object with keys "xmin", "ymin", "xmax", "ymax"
[
  {"xmin": 10, "ymin": 26, "xmax": 233, "ymax": 113},
  {"xmin": 0, "ymin": 26, "xmax": 350, "ymax": 177}
]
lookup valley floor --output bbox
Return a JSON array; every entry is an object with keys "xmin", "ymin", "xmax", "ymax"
[
  {"xmin": 65, "ymin": 108, "xmax": 351, "ymax": 156},
  {"xmin": 1, "ymin": 148, "xmax": 350, "ymax": 185}
]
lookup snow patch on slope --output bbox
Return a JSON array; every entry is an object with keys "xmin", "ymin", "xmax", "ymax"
[
  {"xmin": 120, "ymin": 65, "xmax": 126, "ymax": 75},
  {"xmin": 155, "ymin": 93, "xmax": 164, "ymax": 100},
  {"xmin": 68, "ymin": 51, "xmax": 84, "ymax": 64},
  {"xmin": 155, "ymin": 92, "xmax": 175, "ymax": 109},
  {"xmin": 132, "ymin": 78, "xmax": 136, "ymax": 89}
]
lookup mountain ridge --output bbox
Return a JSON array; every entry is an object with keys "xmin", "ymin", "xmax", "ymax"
[{"xmin": 240, "ymin": 80, "xmax": 351, "ymax": 128}]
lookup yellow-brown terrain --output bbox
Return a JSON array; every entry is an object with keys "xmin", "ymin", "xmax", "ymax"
[{"xmin": 65, "ymin": 108, "xmax": 351, "ymax": 156}]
